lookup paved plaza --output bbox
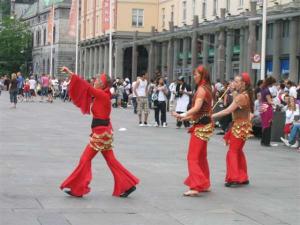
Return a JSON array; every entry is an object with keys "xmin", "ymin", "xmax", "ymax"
[{"xmin": 0, "ymin": 92, "xmax": 299, "ymax": 225}]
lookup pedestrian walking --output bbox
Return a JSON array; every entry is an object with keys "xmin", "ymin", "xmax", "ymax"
[
  {"xmin": 8, "ymin": 73, "xmax": 18, "ymax": 108},
  {"xmin": 133, "ymin": 73, "xmax": 150, "ymax": 126}
]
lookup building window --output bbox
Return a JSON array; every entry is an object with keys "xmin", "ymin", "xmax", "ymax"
[
  {"xmin": 202, "ymin": 0, "xmax": 206, "ymax": 19},
  {"xmin": 226, "ymin": 0, "xmax": 230, "ymax": 13},
  {"xmin": 282, "ymin": 20, "xmax": 290, "ymax": 38},
  {"xmin": 43, "ymin": 28, "xmax": 46, "ymax": 45},
  {"xmin": 132, "ymin": 9, "xmax": 144, "ymax": 28},
  {"xmin": 171, "ymin": 5, "xmax": 174, "ymax": 22},
  {"xmin": 182, "ymin": 1, "xmax": 187, "ymax": 24},
  {"xmin": 213, "ymin": 0, "xmax": 218, "ymax": 16},
  {"xmin": 162, "ymin": 8, "xmax": 165, "ymax": 29},
  {"xmin": 53, "ymin": 26, "xmax": 56, "ymax": 43},
  {"xmin": 36, "ymin": 30, "xmax": 41, "ymax": 46},
  {"xmin": 234, "ymin": 29, "xmax": 240, "ymax": 46},
  {"xmin": 239, "ymin": 0, "xmax": 244, "ymax": 7},
  {"xmin": 267, "ymin": 24, "xmax": 273, "ymax": 39},
  {"xmin": 192, "ymin": 0, "xmax": 196, "ymax": 17}
]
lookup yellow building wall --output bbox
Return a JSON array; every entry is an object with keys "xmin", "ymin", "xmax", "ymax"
[{"xmin": 116, "ymin": 0, "xmax": 159, "ymax": 33}]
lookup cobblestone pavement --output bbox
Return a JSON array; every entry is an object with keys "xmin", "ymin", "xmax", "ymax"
[{"xmin": 0, "ymin": 92, "xmax": 299, "ymax": 225}]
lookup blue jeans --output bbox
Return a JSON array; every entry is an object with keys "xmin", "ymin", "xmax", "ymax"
[{"xmin": 289, "ymin": 123, "xmax": 300, "ymax": 144}]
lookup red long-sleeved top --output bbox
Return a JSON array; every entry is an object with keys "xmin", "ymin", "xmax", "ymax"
[{"xmin": 69, "ymin": 74, "xmax": 111, "ymax": 120}]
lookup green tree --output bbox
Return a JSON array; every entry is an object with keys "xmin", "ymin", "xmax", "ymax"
[
  {"xmin": 0, "ymin": 17, "xmax": 32, "ymax": 76},
  {"xmin": 0, "ymin": 0, "xmax": 11, "ymax": 18}
]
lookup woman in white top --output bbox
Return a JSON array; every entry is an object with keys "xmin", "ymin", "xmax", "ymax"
[
  {"xmin": 283, "ymin": 96, "xmax": 300, "ymax": 138},
  {"xmin": 175, "ymin": 76, "xmax": 192, "ymax": 128},
  {"xmin": 153, "ymin": 78, "xmax": 169, "ymax": 127}
]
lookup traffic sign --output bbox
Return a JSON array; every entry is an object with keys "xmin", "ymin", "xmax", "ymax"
[{"xmin": 253, "ymin": 54, "xmax": 261, "ymax": 63}]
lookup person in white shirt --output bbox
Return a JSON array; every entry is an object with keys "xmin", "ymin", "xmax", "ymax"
[
  {"xmin": 175, "ymin": 76, "xmax": 192, "ymax": 128},
  {"xmin": 131, "ymin": 77, "xmax": 140, "ymax": 114},
  {"xmin": 61, "ymin": 78, "xmax": 70, "ymax": 102},
  {"xmin": 169, "ymin": 80, "xmax": 177, "ymax": 111},
  {"xmin": 283, "ymin": 96, "xmax": 300, "ymax": 138},
  {"xmin": 153, "ymin": 78, "xmax": 169, "ymax": 127},
  {"xmin": 28, "ymin": 76, "xmax": 37, "ymax": 101},
  {"xmin": 133, "ymin": 73, "xmax": 149, "ymax": 126},
  {"xmin": 287, "ymin": 80, "xmax": 297, "ymax": 99}
]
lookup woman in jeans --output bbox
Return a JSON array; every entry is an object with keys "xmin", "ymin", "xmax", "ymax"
[
  {"xmin": 9, "ymin": 73, "xmax": 18, "ymax": 108},
  {"xmin": 153, "ymin": 78, "xmax": 169, "ymax": 127}
]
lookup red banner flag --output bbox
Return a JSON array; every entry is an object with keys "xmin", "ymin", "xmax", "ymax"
[
  {"xmin": 47, "ymin": 5, "xmax": 55, "ymax": 44},
  {"xmin": 68, "ymin": 0, "xmax": 78, "ymax": 37},
  {"xmin": 102, "ymin": 0, "xmax": 110, "ymax": 32}
]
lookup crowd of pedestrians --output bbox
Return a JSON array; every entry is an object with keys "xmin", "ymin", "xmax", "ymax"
[
  {"xmin": 1, "ymin": 70, "xmax": 299, "ymax": 151},
  {"xmin": 0, "ymin": 72, "xmax": 72, "ymax": 107}
]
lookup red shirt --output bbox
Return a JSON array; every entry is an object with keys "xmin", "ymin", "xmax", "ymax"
[
  {"xmin": 69, "ymin": 75, "xmax": 111, "ymax": 120},
  {"xmin": 24, "ymin": 84, "xmax": 30, "ymax": 92}
]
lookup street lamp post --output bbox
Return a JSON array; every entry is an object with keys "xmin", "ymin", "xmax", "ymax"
[{"xmin": 260, "ymin": 0, "xmax": 267, "ymax": 80}]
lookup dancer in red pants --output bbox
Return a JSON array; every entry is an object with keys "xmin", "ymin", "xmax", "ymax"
[
  {"xmin": 59, "ymin": 66, "xmax": 139, "ymax": 197},
  {"xmin": 173, "ymin": 65, "xmax": 214, "ymax": 196},
  {"xmin": 212, "ymin": 73, "xmax": 253, "ymax": 187}
]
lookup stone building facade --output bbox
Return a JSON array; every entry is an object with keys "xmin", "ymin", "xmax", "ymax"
[
  {"xmin": 81, "ymin": 0, "xmax": 300, "ymax": 84},
  {"xmin": 21, "ymin": 0, "xmax": 76, "ymax": 78}
]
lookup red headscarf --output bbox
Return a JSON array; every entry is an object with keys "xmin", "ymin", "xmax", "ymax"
[
  {"xmin": 241, "ymin": 72, "xmax": 251, "ymax": 85},
  {"xmin": 195, "ymin": 65, "xmax": 210, "ymax": 86},
  {"xmin": 99, "ymin": 73, "xmax": 112, "ymax": 97}
]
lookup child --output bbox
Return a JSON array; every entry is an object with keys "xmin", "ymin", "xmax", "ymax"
[
  {"xmin": 283, "ymin": 96, "xmax": 300, "ymax": 139},
  {"xmin": 23, "ymin": 80, "xmax": 30, "ymax": 102}
]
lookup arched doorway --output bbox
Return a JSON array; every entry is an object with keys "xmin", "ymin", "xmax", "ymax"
[
  {"xmin": 123, "ymin": 47, "xmax": 132, "ymax": 80},
  {"xmin": 137, "ymin": 46, "xmax": 148, "ymax": 77}
]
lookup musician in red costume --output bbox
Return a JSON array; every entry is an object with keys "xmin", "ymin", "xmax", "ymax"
[
  {"xmin": 212, "ymin": 73, "xmax": 253, "ymax": 187},
  {"xmin": 173, "ymin": 65, "xmax": 214, "ymax": 196},
  {"xmin": 59, "ymin": 66, "xmax": 139, "ymax": 197}
]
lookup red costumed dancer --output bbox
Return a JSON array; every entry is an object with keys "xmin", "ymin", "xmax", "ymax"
[
  {"xmin": 212, "ymin": 73, "xmax": 253, "ymax": 187},
  {"xmin": 173, "ymin": 65, "xmax": 214, "ymax": 197},
  {"xmin": 59, "ymin": 67, "xmax": 139, "ymax": 197}
]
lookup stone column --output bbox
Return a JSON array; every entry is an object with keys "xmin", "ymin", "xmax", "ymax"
[
  {"xmin": 226, "ymin": 29, "xmax": 233, "ymax": 80},
  {"xmin": 99, "ymin": 45, "xmax": 103, "ymax": 73},
  {"xmin": 243, "ymin": 28, "xmax": 249, "ymax": 70},
  {"xmin": 148, "ymin": 41, "xmax": 155, "ymax": 80},
  {"xmin": 173, "ymin": 39, "xmax": 179, "ymax": 80},
  {"xmin": 191, "ymin": 31, "xmax": 198, "ymax": 71},
  {"xmin": 239, "ymin": 28, "xmax": 245, "ymax": 73},
  {"xmin": 191, "ymin": 15, "xmax": 199, "ymax": 72},
  {"xmin": 182, "ymin": 37, "xmax": 189, "ymax": 77},
  {"xmin": 161, "ymin": 42, "xmax": 167, "ymax": 76},
  {"xmin": 104, "ymin": 44, "xmax": 109, "ymax": 74},
  {"xmin": 94, "ymin": 46, "xmax": 98, "ymax": 75},
  {"xmin": 273, "ymin": 21, "xmax": 281, "ymax": 80},
  {"xmin": 84, "ymin": 47, "xmax": 89, "ymax": 78},
  {"xmin": 89, "ymin": 47, "xmax": 94, "ymax": 77},
  {"xmin": 289, "ymin": 18, "xmax": 298, "ymax": 82},
  {"xmin": 167, "ymin": 39, "xmax": 174, "ymax": 82},
  {"xmin": 79, "ymin": 48, "xmax": 84, "ymax": 75},
  {"xmin": 132, "ymin": 31, "xmax": 138, "ymax": 80},
  {"xmin": 217, "ymin": 28, "xmax": 225, "ymax": 81},
  {"xmin": 154, "ymin": 43, "xmax": 160, "ymax": 73},
  {"xmin": 115, "ymin": 41, "xmax": 124, "ymax": 78},
  {"xmin": 213, "ymin": 32, "xmax": 219, "ymax": 82},
  {"xmin": 203, "ymin": 34, "xmax": 209, "ymax": 67}
]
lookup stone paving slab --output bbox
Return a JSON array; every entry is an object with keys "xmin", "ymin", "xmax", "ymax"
[{"xmin": 0, "ymin": 92, "xmax": 299, "ymax": 225}]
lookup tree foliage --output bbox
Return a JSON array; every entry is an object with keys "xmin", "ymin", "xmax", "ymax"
[
  {"xmin": 0, "ymin": 17, "xmax": 32, "ymax": 75},
  {"xmin": 0, "ymin": 0, "xmax": 11, "ymax": 17}
]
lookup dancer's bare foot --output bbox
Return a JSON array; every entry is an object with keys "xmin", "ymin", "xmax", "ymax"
[{"xmin": 183, "ymin": 190, "xmax": 200, "ymax": 197}]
